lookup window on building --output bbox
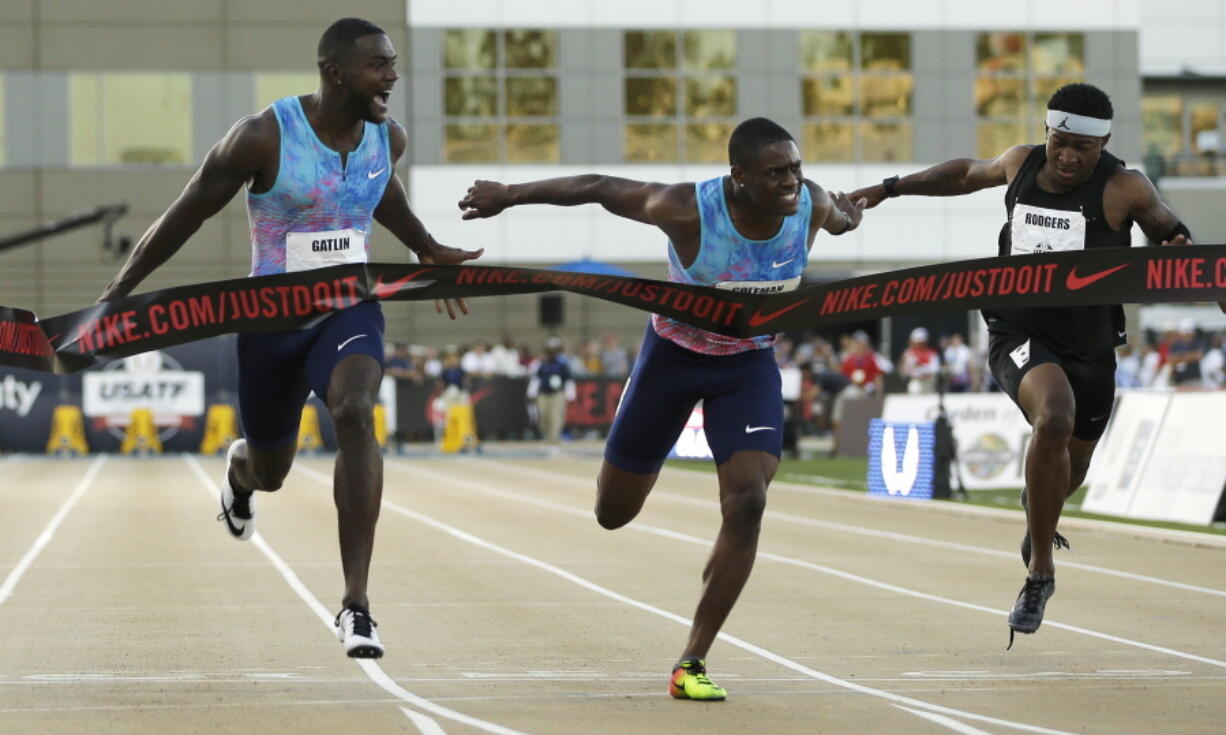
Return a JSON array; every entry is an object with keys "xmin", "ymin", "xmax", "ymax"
[
  {"xmin": 254, "ymin": 73, "xmax": 319, "ymax": 112},
  {"xmin": 623, "ymin": 30, "xmax": 737, "ymax": 163},
  {"xmin": 974, "ymin": 32, "xmax": 1084, "ymax": 159},
  {"xmin": 442, "ymin": 29, "xmax": 559, "ymax": 163},
  {"xmin": 799, "ymin": 31, "xmax": 912, "ymax": 163},
  {"xmin": 69, "ymin": 73, "xmax": 193, "ymax": 166},
  {"xmin": 1141, "ymin": 95, "xmax": 1182, "ymax": 159}
]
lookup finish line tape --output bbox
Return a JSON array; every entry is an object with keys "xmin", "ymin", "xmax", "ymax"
[{"xmin": 3, "ymin": 244, "xmax": 1225, "ymax": 374}]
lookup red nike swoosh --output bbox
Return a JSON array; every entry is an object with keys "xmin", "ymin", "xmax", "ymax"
[
  {"xmin": 747, "ymin": 297, "xmax": 814, "ymax": 327},
  {"xmin": 372, "ymin": 269, "xmax": 434, "ymax": 299},
  {"xmin": 1066, "ymin": 263, "xmax": 1129, "ymax": 290}
]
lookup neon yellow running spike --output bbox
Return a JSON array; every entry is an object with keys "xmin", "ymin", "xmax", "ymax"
[{"xmin": 669, "ymin": 659, "xmax": 727, "ymax": 701}]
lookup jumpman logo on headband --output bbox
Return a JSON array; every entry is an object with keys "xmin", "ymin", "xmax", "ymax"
[{"xmin": 1057, "ymin": 117, "xmax": 1070, "ymax": 130}]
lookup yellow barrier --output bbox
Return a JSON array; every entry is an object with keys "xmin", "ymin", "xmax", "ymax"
[
  {"xmin": 297, "ymin": 403, "xmax": 323, "ymax": 453},
  {"xmin": 120, "ymin": 408, "xmax": 163, "ymax": 455},
  {"xmin": 199, "ymin": 404, "xmax": 240, "ymax": 455},
  {"xmin": 440, "ymin": 403, "xmax": 478, "ymax": 454},
  {"xmin": 45, "ymin": 405, "xmax": 89, "ymax": 455}
]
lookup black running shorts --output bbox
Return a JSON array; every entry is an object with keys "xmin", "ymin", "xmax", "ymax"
[{"xmin": 987, "ymin": 332, "xmax": 1116, "ymax": 441}]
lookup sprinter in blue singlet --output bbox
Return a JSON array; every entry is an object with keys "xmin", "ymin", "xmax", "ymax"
[
  {"xmin": 459, "ymin": 118, "xmax": 865, "ymax": 699},
  {"xmin": 99, "ymin": 18, "xmax": 483, "ymax": 658}
]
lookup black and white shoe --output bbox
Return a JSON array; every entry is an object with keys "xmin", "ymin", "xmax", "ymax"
[
  {"xmin": 1007, "ymin": 576, "xmax": 1055, "ymax": 649},
  {"xmin": 1019, "ymin": 488, "xmax": 1071, "ymax": 567},
  {"xmin": 217, "ymin": 439, "xmax": 254, "ymax": 541},
  {"xmin": 335, "ymin": 604, "xmax": 384, "ymax": 658}
]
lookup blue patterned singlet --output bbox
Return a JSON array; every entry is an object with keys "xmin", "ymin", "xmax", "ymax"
[
  {"xmin": 246, "ymin": 96, "xmax": 392, "ymax": 276},
  {"xmin": 651, "ymin": 176, "xmax": 812, "ymax": 355}
]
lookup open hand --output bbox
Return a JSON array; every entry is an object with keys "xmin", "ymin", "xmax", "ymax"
[
  {"xmin": 420, "ymin": 242, "xmax": 484, "ymax": 319},
  {"xmin": 458, "ymin": 180, "xmax": 512, "ymax": 220},
  {"xmin": 832, "ymin": 191, "xmax": 867, "ymax": 232}
]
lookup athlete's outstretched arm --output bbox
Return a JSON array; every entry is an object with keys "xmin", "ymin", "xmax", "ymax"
[
  {"xmin": 458, "ymin": 175, "xmax": 688, "ymax": 229},
  {"xmin": 807, "ymin": 181, "xmax": 865, "ymax": 236},
  {"xmin": 847, "ymin": 145, "xmax": 1031, "ymax": 209},
  {"xmin": 98, "ymin": 116, "xmax": 271, "ymax": 302}
]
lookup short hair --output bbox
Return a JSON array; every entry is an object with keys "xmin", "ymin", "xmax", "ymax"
[
  {"xmin": 728, "ymin": 117, "xmax": 795, "ymax": 167},
  {"xmin": 317, "ymin": 18, "xmax": 386, "ymax": 69},
  {"xmin": 1047, "ymin": 83, "xmax": 1113, "ymax": 120}
]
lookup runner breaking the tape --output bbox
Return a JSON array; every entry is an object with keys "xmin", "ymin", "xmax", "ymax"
[
  {"xmin": 97, "ymin": 17, "xmax": 483, "ymax": 658},
  {"xmin": 848, "ymin": 83, "xmax": 1195, "ymax": 646},
  {"xmin": 459, "ymin": 117, "xmax": 864, "ymax": 700}
]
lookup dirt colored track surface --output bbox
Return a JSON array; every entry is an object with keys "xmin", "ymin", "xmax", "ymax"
[{"xmin": 1, "ymin": 452, "xmax": 1223, "ymax": 734}]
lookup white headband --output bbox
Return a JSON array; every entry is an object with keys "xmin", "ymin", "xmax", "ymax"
[{"xmin": 1046, "ymin": 109, "xmax": 1111, "ymax": 137}]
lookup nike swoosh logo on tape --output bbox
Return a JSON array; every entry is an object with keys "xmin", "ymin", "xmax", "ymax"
[
  {"xmin": 338, "ymin": 334, "xmax": 368, "ymax": 351},
  {"xmin": 747, "ymin": 297, "xmax": 813, "ymax": 327},
  {"xmin": 1066, "ymin": 263, "xmax": 1129, "ymax": 290},
  {"xmin": 745, "ymin": 425, "xmax": 775, "ymax": 433},
  {"xmin": 772, "ymin": 257, "xmax": 795, "ymax": 268},
  {"xmin": 372, "ymin": 269, "xmax": 434, "ymax": 298},
  {"xmin": 368, "ymin": 168, "xmax": 386, "ymax": 179}
]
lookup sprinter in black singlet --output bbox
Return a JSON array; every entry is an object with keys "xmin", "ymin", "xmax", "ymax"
[{"xmin": 849, "ymin": 84, "xmax": 1194, "ymax": 644}]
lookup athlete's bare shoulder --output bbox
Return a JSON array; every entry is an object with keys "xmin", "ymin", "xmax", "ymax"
[
  {"xmin": 385, "ymin": 116, "xmax": 408, "ymax": 162},
  {"xmin": 998, "ymin": 144, "xmax": 1036, "ymax": 182},
  {"xmin": 1103, "ymin": 165, "xmax": 1153, "ymax": 203}
]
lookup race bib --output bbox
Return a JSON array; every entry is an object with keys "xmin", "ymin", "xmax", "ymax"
[
  {"xmin": 715, "ymin": 276, "xmax": 802, "ymax": 295},
  {"xmin": 284, "ymin": 228, "xmax": 367, "ymax": 273},
  {"xmin": 1009, "ymin": 203, "xmax": 1085, "ymax": 256}
]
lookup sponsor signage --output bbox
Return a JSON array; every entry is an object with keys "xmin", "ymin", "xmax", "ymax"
[
  {"xmin": 883, "ymin": 393, "xmax": 1031, "ymax": 490},
  {"xmin": 1124, "ymin": 392, "xmax": 1226, "ymax": 525},
  {"xmin": 1082, "ymin": 392, "xmax": 1171, "ymax": 517},
  {"xmin": 868, "ymin": 419, "xmax": 936, "ymax": 499},
  {"xmin": 82, "ymin": 351, "xmax": 205, "ymax": 442}
]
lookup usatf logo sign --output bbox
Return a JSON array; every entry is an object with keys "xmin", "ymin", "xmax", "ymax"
[{"xmin": 868, "ymin": 419, "xmax": 936, "ymax": 499}]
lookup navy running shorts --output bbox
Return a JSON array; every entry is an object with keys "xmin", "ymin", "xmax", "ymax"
[
  {"xmin": 604, "ymin": 323, "xmax": 783, "ymax": 474},
  {"xmin": 987, "ymin": 331, "xmax": 1116, "ymax": 441},
  {"xmin": 237, "ymin": 301, "xmax": 385, "ymax": 449}
]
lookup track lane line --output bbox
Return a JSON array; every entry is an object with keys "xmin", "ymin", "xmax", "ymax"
[
  {"xmin": 183, "ymin": 454, "xmax": 526, "ymax": 735},
  {"xmin": 391, "ymin": 459, "xmax": 1226, "ymax": 670},
  {"xmin": 360, "ymin": 461, "xmax": 1075, "ymax": 735},
  {"xmin": 0, "ymin": 455, "xmax": 106, "ymax": 607}
]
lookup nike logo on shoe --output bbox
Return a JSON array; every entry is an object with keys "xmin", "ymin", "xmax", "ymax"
[
  {"xmin": 745, "ymin": 425, "xmax": 775, "ymax": 433},
  {"xmin": 338, "ymin": 334, "xmax": 368, "ymax": 351},
  {"xmin": 368, "ymin": 168, "xmax": 386, "ymax": 179},
  {"xmin": 1065, "ymin": 263, "xmax": 1129, "ymax": 290},
  {"xmin": 772, "ymin": 257, "xmax": 796, "ymax": 268}
]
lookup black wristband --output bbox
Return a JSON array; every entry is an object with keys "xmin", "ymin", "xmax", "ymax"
[
  {"xmin": 882, "ymin": 175, "xmax": 901, "ymax": 198},
  {"xmin": 1165, "ymin": 221, "xmax": 1191, "ymax": 242}
]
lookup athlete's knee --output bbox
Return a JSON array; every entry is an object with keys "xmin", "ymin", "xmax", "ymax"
[
  {"xmin": 248, "ymin": 456, "xmax": 290, "ymax": 491},
  {"xmin": 1031, "ymin": 409, "xmax": 1074, "ymax": 445},
  {"xmin": 720, "ymin": 484, "xmax": 767, "ymax": 531},
  {"xmin": 594, "ymin": 502, "xmax": 633, "ymax": 530},
  {"xmin": 330, "ymin": 391, "xmax": 376, "ymax": 434}
]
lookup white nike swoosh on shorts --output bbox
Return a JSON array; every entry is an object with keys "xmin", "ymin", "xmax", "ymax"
[
  {"xmin": 338, "ymin": 334, "xmax": 368, "ymax": 351},
  {"xmin": 745, "ymin": 425, "xmax": 775, "ymax": 433}
]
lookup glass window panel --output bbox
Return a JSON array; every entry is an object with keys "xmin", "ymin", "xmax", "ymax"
[
  {"xmin": 1031, "ymin": 77, "xmax": 1081, "ymax": 119},
  {"xmin": 861, "ymin": 33, "xmax": 910, "ymax": 72},
  {"xmin": 1031, "ymin": 33, "xmax": 1084, "ymax": 77},
  {"xmin": 506, "ymin": 123, "xmax": 559, "ymax": 163},
  {"xmin": 70, "ymin": 73, "xmax": 192, "ymax": 166},
  {"xmin": 684, "ymin": 76, "xmax": 736, "ymax": 117},
  {"xmin": 976, "ymin": 32, "xmax": 1026, "ymax": 74},
  {"xmin": 624, "ymin": 31, "xmax": 676, "ymax": 70},
  {"xmin": 685, "ymin": 122, "xmax": 734, "ymax": 163},
  {"xmin": 1142, "ymin": 95, "xmax": 1183, "ymax": 157},
  {"xmin": 505, "ymin": 76, "xmax": 557, "ymax": 117},
  {"xmin": 975, "ymin": 77, "xmax": 1025, "ymax": 117},
  {"xmin": 861, "ymin": 121, "xmax": 912, "ymax": 162},
  {"xmin": 1190, "ymin": 101, "xmax": 1221, "ymax": 153},
  {"xmin": 624, "ymin": 77, "xmax": 676, "ymax": 116},
  {"xmin": 254, "ymin": 72, "xmax": 318, "ymax": 111},
  {"xmin": 444, "ymin": 123, "xmax": 499, "ymax": 162},
  {"xmin": 624, "ymin": 123, "xmax": 678, "ymax": 162},
  {"xmin": 505, "ymin": 30, "xmax": 555, "ymax": 69},
  {"xmin": 977, "ymin": 121, "xmax": 1026, "ymax": 159},
  {"xmin": 683, "ymin": 30, "xmax": 735, "ymax": 71},
  {"xmin": 444, "ymin": 30, "xmax": 496, "ymax": 70},
  {"xmin": 444, "ymin": 76, "xmax": 497, "ymax": 116},
  {"xmin": 799, "ymin": 31, "xmax": 852, "ymax": 72},
  {"xmin": 802, "ymin": 122, "xmax": 854, "ymax": 163},
  {"xmin": 801, "ymin": 76, "xmax": 854, "ymax": 116},
  {"xmin": 861, "ymin": 75, "xmax": 912, "ymax": 118}
]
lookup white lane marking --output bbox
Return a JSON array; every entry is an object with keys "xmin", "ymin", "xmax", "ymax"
[
  {"xmin": 402, "ymin": 460, "xmax": 1226, "ymax": 670},
  {"xmin": 368, "ymin": 462, "xmax": 1074, "ymax": 735},
  {"xmin": 0, "ymin": 455, "xmax": 106, "ymax": 606},
  {"xmin": 402, "ymin": 706, "xmax": 449, "ymax": 735},
  {"xmin": 894, "ymin": 705, "xmax": 996, "ymax": 735},
  {"xmin": 483, "ymin": 460, "xmax": 1226, "ymax": 598},
  {"xmin": 183, "ymin": 455, "xmax": 525, "ymax": 735}
]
